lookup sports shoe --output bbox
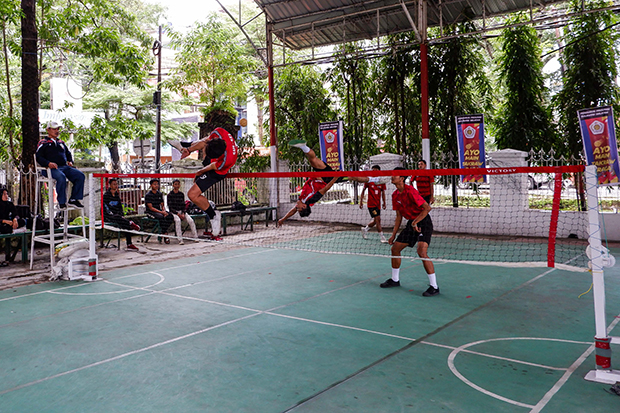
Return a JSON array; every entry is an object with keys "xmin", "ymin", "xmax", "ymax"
[
  {"xmin": 129, "ymin": 221, "xmax": 141, "ymax": 231},
  {"xmin": 211, "ymin": 234, "xmax": 223, "ymax": 241},
  {"xmin": 361, "ymin": 226, "xmax": 369, "ymax": 239},
  {"xmin": 68, "ymin": 199, "xmax": 84, "ymax": 208},
  {"xmin": 168, "ymin": 139, "xmax": 184, "ymax": 152},
  {"xmin": 210, "ymin": 210, "xmax": 222, "ymax": 236},
  {"xmin": 380, "ymin": 278, "xmax": 400, "ymax": 288},
  {"xmin": 423, "ymin": 286, "xmax": 440, "ymax": 297},
  {"xmin": 179, "ymin": 240, "xmax": 185, "ymax": 245},
  {"xmin": 380, "ymin": 234, "xmax": 388, "ymax": 243},
  {"xmin": 288, "ymin": 139, "xmax": 307, "ymax": 148},
  {"xmin": 58, "ymin": 203, "xmax": 67, "ymax": 210},
  {"xmin": 127, "ymin": 244, "xmax": 139, "ymax": 251}
]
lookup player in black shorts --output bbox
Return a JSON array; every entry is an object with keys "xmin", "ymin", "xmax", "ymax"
[
  {"xmin": 385, "ymin": 167, "xmax": 439, "ymax": 297},
  {"xmin": 288, "ymin": 139, "xmax": 345, "ymax": 185}
]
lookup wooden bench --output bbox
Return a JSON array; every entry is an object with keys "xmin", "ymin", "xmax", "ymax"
[
  {"xmin": 220, "ymin": 206, "xmax": 277, "ymax": 235},
  {"xmin": 140, "ymin": 214, "xmax": 206, "ymax": 243}
]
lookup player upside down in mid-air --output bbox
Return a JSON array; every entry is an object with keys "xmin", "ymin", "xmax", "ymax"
[{"xmin": 278, "ymin": 139, "xmax": 342, "ymax": 224}]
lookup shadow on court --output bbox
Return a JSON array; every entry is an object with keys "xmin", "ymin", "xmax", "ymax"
[{"xmin": 1, "ymin": 245, "xmax": 619, "ymax": 412}]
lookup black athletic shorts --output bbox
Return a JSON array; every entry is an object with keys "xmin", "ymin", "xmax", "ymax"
[
  {"xmin": 422, "ymin": 194, "xmax": 432, "ymax": 203},
  {"xmin": 395, "ymin": 215, "xmax": 433, "ymax": 247},
  {"xmin": 368, "ymin": 207, "xmax": 380, "ymax": 218},
  {"xmin": 313, "ymin": 164, "xmax": 345, "ymax": 184},
  {"xmin": 195, "ymin": 169, "xmax": 226, "ymax": 192}
]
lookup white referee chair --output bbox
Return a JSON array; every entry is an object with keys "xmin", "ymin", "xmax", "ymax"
[{"xmin": 30, "ymin": 155, "xmax": 86, "ymax": 269}]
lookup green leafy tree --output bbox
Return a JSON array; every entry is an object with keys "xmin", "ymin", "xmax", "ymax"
[
  {"xmin": 273, "ymin": 64, "xmax": 336, "ymax": 163},
  {"xmin": 73, "ymin": 85, "xmax": 195, "ymax": 169},
  {"xmin": 427, "ymin": 23, "xmax": 493, "ymax": 156},
  {"xmin": 328, "ymin": 43, "xmax": 375, "ymax": 160},
  {"xmin": 493, "ymin": 19, "xmax": 557, "ymax": 152},
  {"xmin": 554, "ymin": 0, "xmax": 619, "ymax": 158},
  {"xmin": 373, "ymin": 33, "xmax": 420, "ymax": 155},
  {"xmin": 166, "ymin": 13, "xmax": 258, "ymax": 116}
]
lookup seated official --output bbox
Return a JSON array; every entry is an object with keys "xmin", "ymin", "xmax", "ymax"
[{"xmin": 35, "ymin": 121, "xmax": 85, "ymax": 209}]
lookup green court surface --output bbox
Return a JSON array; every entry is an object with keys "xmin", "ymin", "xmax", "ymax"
[{"xmin": 1, "ymin": 244, "xmax": 619, "ymax": 412}]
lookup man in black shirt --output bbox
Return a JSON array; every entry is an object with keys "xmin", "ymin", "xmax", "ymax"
[
  {"xmin": 167, "ymin": 179, "xmax": 198, "ymax": 244},
  {"xmin": 144, "ymin": 179, "xmax": 174, "ymax": 244},
  {"xmin": 103, "ymin": 178, "xmax": 140, "ymax": 251}
]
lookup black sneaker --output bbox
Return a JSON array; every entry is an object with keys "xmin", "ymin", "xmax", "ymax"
[
  {"xmin": 68, "ymin": 200, "xmax": 84, "ymax": 208},
  {"xmin": 423, "ymin": 286, "xmax": 440, "ymax": 297},
  {"xmin": 58, "ymin": 203, "xmax": 67, "ymax": 209},
  {"xmin": 380, "ymin": 278, "xmax": 400, "ymax": 288}
]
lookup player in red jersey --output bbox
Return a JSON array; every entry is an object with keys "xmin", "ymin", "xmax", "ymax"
[
  {"xmin": 411, "ymin": 160, "xmax": 435, "ymax": 203},
  {"xmin": 175, "ymin": 127, "xmax": 238, "ymax": 238},
  {"xmin": 360, "ymin": 165, "xmax": 387, "ymax": 243},
  {"xmin": 383, "ymin": 167, "xmax": 439, "ymax": 296},
  {"xmin": 278, "ymin": 176, "xmax": 339, "ymax": 225}
]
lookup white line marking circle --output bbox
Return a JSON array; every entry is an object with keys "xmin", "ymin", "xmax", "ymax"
[
  {"xmin": 48, "ymin": 272, "xmax": 165, "ymax": 295},
  {"xmin": 447, "ymin": 337, "xmax": 591, "ymax": 409}
]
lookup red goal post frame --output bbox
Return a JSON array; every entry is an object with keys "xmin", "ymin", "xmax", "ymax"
[{"xmin": 94, "ymin": 165, "xmax": 585, "ymax": 269}]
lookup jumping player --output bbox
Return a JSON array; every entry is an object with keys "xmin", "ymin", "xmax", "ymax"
[
  {"xmin": 360, "ymin": 165, "xmax": 387, "ymax": 243},
  {"xmin": 288, "ymin": 139, "xmax": 344, "ymax": 185},
  {"xmin": 384, "ymin": 167, "xmax": 439, "ymax": 297},
  {"xmin": 411, "ymin": 160, "xmax": 434, "ymax": 204},
  {"xmin": 278, "ymin": 176, "xmax": 339, "ymax": 225},
  {"xmin": 172, "ymin": 127, "xmax": 238, "ymax": 238}
]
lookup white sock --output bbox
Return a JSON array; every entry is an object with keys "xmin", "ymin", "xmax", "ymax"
[
  {"xmin": 379, "ymin": 232, "xmax": 384, "ymax": 236},
  {"xmin": 392, "ymin": 268, "xmax": 400, "ymax": 282},
  {"xmin": 427, "ymin": 273, "xmax": 438, "ymax": 289},
  {"xmin": 300, "ymin": 145, "xmax": 311, "ymax": 153}
]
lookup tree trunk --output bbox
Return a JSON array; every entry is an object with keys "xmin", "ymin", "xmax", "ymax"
[
  {"xmin": 2, "ymin": 23, "xmax": 17, "ymax": 162},
  {"xmin": 21, "ymin": 0, "xmax": 39, "ymax": 212},
  {"xmin": 108, "ymin": 142, "xmax": 120, "ymax": 173},
  {"xmin": 256, "ymin": 96, "xmax": 265, "ymax": 144}
]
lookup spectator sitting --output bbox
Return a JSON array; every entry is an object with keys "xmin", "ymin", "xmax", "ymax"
[
  {"xmin": 144, "ymin": 179, "xmax": 174, "ymax": 244},
  {"xmin": 0, "ymin": 188, "xmax": 27, "ymax": 267},
  {"xmin": 35, "ymin": 121, "xmax": 85, "ymax": 209},
  {"xmin": 103, "ymin": 178, "xmax": 141, "ymax": 251},
  {"xmin": 167, "ymin": 179, "xmax": 198, "ymax": 245}
]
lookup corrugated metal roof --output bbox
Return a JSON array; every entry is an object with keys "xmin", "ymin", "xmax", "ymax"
[{"xmin": 253, "ymin": 0, "xmax": 567, "ymax": 50}]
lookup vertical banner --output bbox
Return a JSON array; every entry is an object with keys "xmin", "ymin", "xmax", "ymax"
[
  {"xmin": 456, "ymin": 114, "xmax": 486, "ymax": 183},
  {"xmin": 318, "ymin": 120, "xmax": 345, "ymax": 171},
  {"xmin": 578, "ymin": 106, "xmax": 620, "ymax": 186}
]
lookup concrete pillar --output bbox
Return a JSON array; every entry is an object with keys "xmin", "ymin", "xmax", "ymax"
[
  {"xmin": 488, "ymin": 149, "xmax": 528, "ymax": 211},
  {"xmin": 369, "ymin": 153, "xmax": 403, "ymax": 170}
]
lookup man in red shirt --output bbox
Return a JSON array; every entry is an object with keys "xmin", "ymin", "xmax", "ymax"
[
  {"xmin": 278, "ymin": 176, "xmax": 338, "ymax": 224},
  {"xmin": 411, "ymin": 160, "xmax": 434, "ymax": 204},
  {"xmin": 360, "ymin": 165, "xmax": 387, "ymax": 243},
  {"xmin": 384, "ymin": 167, "xmax": 439, "ymax": 296},
  {"xmin": 177, "ymin": 127, "xmax": 238, "ymax": 238}
]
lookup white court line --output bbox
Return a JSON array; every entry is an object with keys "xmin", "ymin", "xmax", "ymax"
[
  {"xmin": 48, "ymin": 273, "xmax": 166, "ymax": 295},
  {"xmin": 0, "ymin": 249, "xmax": 275, "ymax": 303},
  {"xmin": 0, "ymin": 313, "xmax": 261, "ymax": 396},
  {"xmin": 447, "ymin": 337, "xmax": 595, "ymax": 409},
  {"xmin": 530, "ymin": 314, "xmax": 620, "ymax": 413}
]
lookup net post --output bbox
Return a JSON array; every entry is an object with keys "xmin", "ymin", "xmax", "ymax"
[
  {"xmin": 87, "ymin": 173, "xmax": 98, "ymax": 280},
  {"xmin": 269, "ymin": 145, "xmax": 278, "ymax": 208},
  {"xmin": 584, "ymin": 164, "xmax": 620, "ymax": 383}
]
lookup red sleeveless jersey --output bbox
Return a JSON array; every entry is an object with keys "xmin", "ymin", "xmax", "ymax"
[{"xmin": 208, "ymin": 128, "xmax": 238, "ymax": 175}]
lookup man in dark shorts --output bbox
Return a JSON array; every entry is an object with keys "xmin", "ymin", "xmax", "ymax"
[
  {"xmin": 175, "ymin": 127, "xmax": 238, "ymax": 238},
  {"xmin": 384, "ymin": 167, "xmax": 439, "ymax": 297},
  {"xmin": 288, "ymin": 139, "xmax": 345, "ymax": 185},
  {"xmin": 359, "ymin": 165, "xmax": 387, "ymax": 243},
  {"xmin": 411, "ymin": 160, "xmax": 434, "ymax": 204},
  {"xmin": 278, "ymin": 176, "xmax": 339, "ymax": 224}
]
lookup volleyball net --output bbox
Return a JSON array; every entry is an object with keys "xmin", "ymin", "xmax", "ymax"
[{"xmin": 90, "ymin": 164, "xmax": 602, "ymax": 272}]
